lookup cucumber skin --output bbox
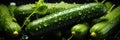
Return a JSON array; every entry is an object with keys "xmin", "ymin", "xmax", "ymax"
[
  {"xmin": 71, "ymin": 24, "xmax": 89, "ymax": 39},
  {"xmin": 0, "ymin": 4, "xmax": 21, "ymax": 36},
  {"xmin": 25, "ymin": 3, "xmax": 107, "ymax": 36},
  {"xmin": 90, "ymin": 6, "xmax": 120, "ymax": 38}
]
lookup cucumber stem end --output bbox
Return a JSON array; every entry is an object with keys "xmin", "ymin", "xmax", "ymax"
[
  {"xmin": 90, "ymin": 32, "xmax": 96, "ymax": 37},
  {"xmin": 13, "ymin": 31, "xmax": 19, "ymax": 36},
  {"xmin": 71, "ymin": 31, "xmax": 76, "ymax": 36}
]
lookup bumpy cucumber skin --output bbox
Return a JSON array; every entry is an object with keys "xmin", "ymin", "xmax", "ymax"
[
  {"xmin": 0, "ymin": 4, "xmax": 21, "ymax": 36},
  {"xmin": 25, "ymin": 3, "xmax": 107, "ymax": 36},
  {"xmin": 90, "ymin": 6, "xmax": 120, "ymax": 38},
  {"xmin": 71, "ymin": 24, "xmax": 89, "ymax": 39}
]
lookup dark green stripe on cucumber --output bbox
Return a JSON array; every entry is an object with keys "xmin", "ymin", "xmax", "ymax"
[
  {"xmin": 14, "ymin": 2, "xmax": 80, "ymax": 26},
  {"xmin": 25, "ymin": 3, "xmax": 107, "ymax": 36}
]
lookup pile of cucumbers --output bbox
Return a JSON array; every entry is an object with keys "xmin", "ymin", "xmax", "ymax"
[{"xmin": 0, "ymin": 0, "xmax": 120, "ymax": 40}]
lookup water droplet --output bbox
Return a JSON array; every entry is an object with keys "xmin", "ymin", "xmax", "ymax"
[
  {"xmin": 39, "ymin": 26, "xmax": 41, "ymax": 28},
  {"xmin": 22, "ymin": 12, "xmax": 25, "ymax": 14},
  {"xmin": 110, "ymin": 22, "xmax": 113, "ymax": 24},
  {"xmin": 69, "ymin": 16, "xmax": 72, "ymax": 19},
  {"xmin": 59, "ymin": 18, "xmax": 62, "ymax": 20},
  {"xmin": 73, "ymin": 2, "xmax": 76, "ymax": 4},
  {"xmin": 44, "ymin": 23, "xmax": 48, "ymax": 27},
  {"xmin": 96, "ymin": 6, "xmax": 99, "ymax": 8},
  {"xmin": 22, "ymin": 35, "xmax": 29, "ymax": 40},
  {"xmin": 54, "ymin": 14, "xmax": 58, "ymax": 16},
  {"xmin": 36, "ymin": 28, "xmax": 38, "ymax": 30},
  {"xmin": 79, "ymin": 13, "xmax": 82, "ymax": 15},
  {"xmin": 54, "ymin": 20, "xmax": 58, "ymax": 22},
  {"xmin": 49, "ymin": 16, "xmax": 52, "ymax": 18},
  {"xmin": 88, "ymin": 11, "xmax": 90, "ymax": 13},
  {"xmin": 92, "ymin": 8, "xmax": 95, "ymax": 10}
]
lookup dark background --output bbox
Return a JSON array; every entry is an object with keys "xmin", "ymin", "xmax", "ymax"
[{"xmin": 0, "ymin": 0, "xmax": 120, "ymax": 6}]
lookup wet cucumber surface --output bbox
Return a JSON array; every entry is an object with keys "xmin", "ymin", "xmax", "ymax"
[{"xmin": 25, "ymin": 3, "xmax": 106, "ymax": 36}]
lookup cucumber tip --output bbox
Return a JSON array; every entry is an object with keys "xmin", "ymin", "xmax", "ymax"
[
  {"xmin": 90, "ymin": 32, "xmax": 96, "ymax": 37},
  {"xmin": 71, "ymin": 31, "xmax": 76, "ymax": 36},
  {"xmin": 13, "ymin": 31, "xmax": 19, "ymax": 36}
]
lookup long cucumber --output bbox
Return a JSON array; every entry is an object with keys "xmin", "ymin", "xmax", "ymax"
[
  {"xmin": 14, "ymin": 2, "xmax": 80, "ymax": 15},
  {"xmin": 90, "ymin": 6, "xmax": 120, "ymax": 38},
  {"xmin": 0, "ymin": 4, "xmax": 21, "ymax": 36},
  {"xmin": 71, "ymin": 24, "xmax": 89, "ymax": 39},
  {"xmin": 25, "ymin": 3, "xmax": 106, "ymax": 36},
  {"xmin": 14, "ymin": 2, "xmax": 81, "ymax": 26}
]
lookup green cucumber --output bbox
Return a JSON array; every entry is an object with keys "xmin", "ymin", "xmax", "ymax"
[
  {"xmin": 25, "ymin": 3, "xmax": 107, "ymax": 36},
  {"xmin": 14, "ymin": 2, "xmax": 81, "ymax": 26},
  {"xmin": 14, "ymin": 2, "xmax": 80, "ymax": 15},
  {"xmin": 71, "ymin": 24, "xmax": 89, "ymax": 39},
  {"xmin": 0, "ymin": 4, "xmax": 21, "ymax": 36},
  {"xmin": 45, "ymin": 2, "xmax": 81, "ymax": 14},
  {"xmin": 92, "ymin": 2, "xmax": 113, "ymax": 23},
  {"xmin": 90, "ymin": 6, "xmax": 120, "ymax": 38}
]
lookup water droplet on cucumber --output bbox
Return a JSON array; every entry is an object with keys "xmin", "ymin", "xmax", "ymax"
[
  {"xmin": 44, "ymin": 23, "xmax": 48, "ymax": 27},
  {"xmin": 69, "ymin": 16, "xmax": 72, "ymax": 19},
  {"xmin": 22, "ymin": 12, "xmax": 25, "ymax": 14},
  {"xmin": 39, "ymin": 26, "xmax": 41, "ymax": 28},
  {"xmin": 88, "ymin": 11, "xmax": 90, "ymax": 13},
  {"xmin": 92, "ymin": 8, "xmax": 95, "ymax": 10},
  {"xmin": 59, "ymin": 18, "xmax": 62, "ymax": 20},
  {"xmin": 35, "ymin": 28, "xmax": 38, "ymax": 30},
  {"xmin": 110, "ymin": 22, "xmax": 113, "ymax": 24},
  {"xmin": 54, "ymin": 20, "xmax": 58, "ymax": 22},
  {"xmin": 79, "ymin": 13, "xmax": 82, "ymax": 15}
]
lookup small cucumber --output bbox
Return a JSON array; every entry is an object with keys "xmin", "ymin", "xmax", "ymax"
[
  {"xmin": 90, "ymin": 6, "xmax": 120, "ymax": 38},
  {"xmin": 71, "ymin": 24, "xmax": 89, "ymax": 39},
  {"xmin": 25, "ymin": 3, "xmax": 106, "ymax": 36},
  {"xmin": 0, "ymin": 4, "xmax": 21, "ymax": 36}
]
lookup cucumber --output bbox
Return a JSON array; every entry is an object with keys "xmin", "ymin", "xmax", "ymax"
[
  {"xmin": 71, "ymin": 24, "xmax": 89, "ymax": 39},
  {"xmin": 14, "ymin": 2, "xmax": 80, "ymax": 15},
  {"xmin": 90, "ymin": 6, "xmax": 120, "ymax": 38},
  {"xmin": 0, "ymin": 4, "xmax": 21, "ymax": 36},
  {"xmin": 25, "ymin": 3, "xmax": 107, "ymax": 36},
  {"xmin": 14, "ymin": 2, "xmax": 81, "ymax": 26}
]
